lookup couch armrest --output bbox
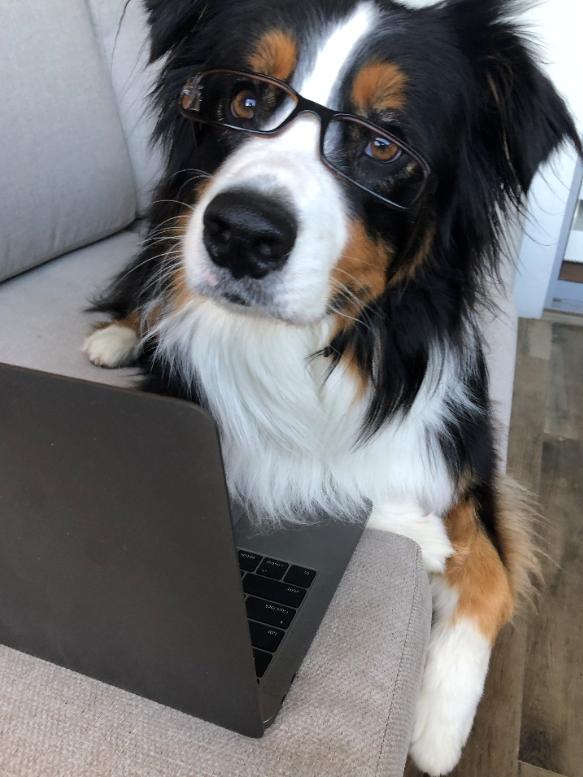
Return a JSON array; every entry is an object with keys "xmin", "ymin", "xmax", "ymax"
[{"xmin": 0, "ymin": 530, "xmax": 430, "ymax": 777}]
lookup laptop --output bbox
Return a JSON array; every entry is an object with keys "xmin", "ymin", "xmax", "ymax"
[{"xmin": 0, "ymin": 363, "xmax": 367, "ymax": 737}]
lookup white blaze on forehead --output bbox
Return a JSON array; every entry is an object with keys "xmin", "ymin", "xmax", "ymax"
[
  {"xmin": 182, "ymin": 4, "xmax": 381, "ymax": 325},
  {"xmin": 298, "ymin": 2, "xmax": 379, "ymax": 107}
]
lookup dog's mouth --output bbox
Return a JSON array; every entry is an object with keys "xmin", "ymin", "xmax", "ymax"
[
  {"xmin": 222, "ymin": 290, "xmax": 250, "ymax": 307},
  {"xmin": 191, "ymin": 267, "xmax": 307, "ymax": 324}
]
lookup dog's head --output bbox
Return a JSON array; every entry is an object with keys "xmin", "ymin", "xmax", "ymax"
[{"xmin": 145, "ymin": 0, "xmax": 580, "ymax": 416}]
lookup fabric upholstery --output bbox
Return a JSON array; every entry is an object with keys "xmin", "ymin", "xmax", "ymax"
[
  {"xmin": 0, "ymin": 0, "xmax": 136, "ymax": 282},
  {"xmin": 87, "ymin": 0, "xmax": 164, "ymax": 215},
  {"xmin": 0, "ymin": 230, "xmax": 140, "ymax": 388},
  {"xmin": 0, "ymin": 530, "xmax": 431, "ymax": 777}
]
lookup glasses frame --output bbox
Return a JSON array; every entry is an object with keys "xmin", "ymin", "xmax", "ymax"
[{"xmin": 179, "ymin": 68, "xmax": 432, "ymax": 212}]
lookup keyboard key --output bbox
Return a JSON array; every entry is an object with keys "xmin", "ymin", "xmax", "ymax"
[
  {"xmin": 253, "ymin": 649, "xmax": 272, "ymax": 678},
  {"xmin": 246, "ymin": 596, "xmax": 295, "ymax": 629},
  {"xmin": 243, "ymin": 574, "xmax": 306, "ymax": 608},
  {"xmin": 249, "ymin": 621, "xmax": 285, "ymax": 652},
  {"xmin": 238, "ymin": 550, "xmax": 261, "ymax": 572},
  {"xmin": 284, "ymin": 565, "xmax": 316, "ymax": 589},
  {"xmin": 256, "ymin": 557, "xmax": 289, "ymax": 580}
]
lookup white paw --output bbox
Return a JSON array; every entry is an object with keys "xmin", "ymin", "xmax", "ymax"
[
  {"xmin": 367, "ymin": 500, "xmax": 453, "ymax": 573},
  {"xmin": 410, "ymin": 705, "xmax": 469, "ymax": 776},
  {"xmin": 409, "ymin": 619, "xmax": 491, "ymax": 776},
  {"xmin": 83, "ymin": 324, "xmax": 139, "ymax": 368}
]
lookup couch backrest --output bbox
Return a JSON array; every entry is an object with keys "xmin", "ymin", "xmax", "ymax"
[
  {"xmin": 87, "ymin": 0, "xmax": 163, "ymax": 216},
  {"xmin": 0, "ymin": 0, "xmax": 162, "ymax": 284}
]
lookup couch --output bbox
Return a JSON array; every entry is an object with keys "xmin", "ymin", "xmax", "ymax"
[{"xmin": 0, "ymin": 2, "xmax": 521, "ymax": 775}]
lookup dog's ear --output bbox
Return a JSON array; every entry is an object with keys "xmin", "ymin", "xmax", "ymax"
[
  {"xmin": 143, "ymin": 0, "xmax": 212, "ymax": 61},
  {"xmin": 447, "ymin": 0, "xmax": 581, "ymax": 193},
  {"xmin": 143, "ymin": 0, "xmax": 233, "ymax": 158},
  {"xmin": 436, "ymin": 0, "xmax": 582, "ymax": 283}
]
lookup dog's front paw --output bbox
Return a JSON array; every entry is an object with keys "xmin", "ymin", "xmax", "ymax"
[
  {"xmin": 409, "ymin": 703, "xmax": 469, "ymax": 776},
  {"xmin": 83, "ymin": 323, "xmax": 139, "ymax": 368},
  {"xmin": 408, "ymin": 619, "xmax": 491, "ymax": 776},
  {"xmin": 367, "ymin": 501, "xmax": 453, "ymax": 574}
]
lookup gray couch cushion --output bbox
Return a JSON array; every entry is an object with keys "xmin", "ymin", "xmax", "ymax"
[
  {"xmin": 0, "ymin": 229, "xmax": 140, "ymax": 387},
  {"xmin": 0, "ymin": 0, "xmax": 137, "ymax": 282},
  {"xmin": 88, "ymin": 0, "xmax": 164, "ymax": 215},
  {"xmin": 0, "ymin": 530, "xmax": 430, "ymax": 777}
]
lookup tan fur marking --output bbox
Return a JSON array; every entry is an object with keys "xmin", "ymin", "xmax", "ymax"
[
  {"xmin": 389, "ymin": 225, "xmax": 435, "ymax": 287},
  {"xmin": 340, "ymin": 345, "xmax": 369, "ymax": 401},
  {"xmin": 93, "ymin": 313, "xmax": 140, "ymax": 334},
  {"xmin": 146, "ymin": 198, "xmax": 206, "ymax": 320},
  {"xmin": 495, "ymin": 476, "xmax": 542, "ymax": 609},
  {"xmin": 92, "ymin": 320, "xmax": 113, "ymax": 332},
  {"xmin": 352, "ymin": 61, "xmax": 408, "ymax": 113},
  {"xmin": 445, "ymin": 501, "xmax": 514, "ymax": 641},
  {"xmin": 331, "ymin": 219, "xmax": 392, "ymax": 316},
  {"xmin": 167, "ymin": 261, "xmax": 208, "ymax": 316},
  {"xmin": 195, "ymin": 178, "xmax": 212, "ymax": 201},
  {"xmin": 328, "ymin": 220, "xmax": 392, "ymax": 399},
  {"xmin": 248, "ymin": 29, "xmax": 298, "ymax": 80},
  {"xmin": 114, "ymin": 311, "xmax": 141, "ymax": 334},
  {"xmin": 169, "ymin": 264, "xmax": 194, "ymax": 312}
]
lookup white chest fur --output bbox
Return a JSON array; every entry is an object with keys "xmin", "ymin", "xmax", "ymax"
[{"xmin": 157, "ymin": 299, "xmax": 466, "ymax": 523}]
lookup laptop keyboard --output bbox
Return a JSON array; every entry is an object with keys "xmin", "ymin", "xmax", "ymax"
[{"xmin": 238, "ymin": 549, "xmax": 317, "ymax": 679}]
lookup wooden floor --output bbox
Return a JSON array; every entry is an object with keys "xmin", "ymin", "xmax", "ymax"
[
  {"xmin": 559, "ymin": 261, "xmax": 583, "ymax": 284},
  {"xmin": 405, "ymin": 319, "xmax": 583, "ymax": 777}
]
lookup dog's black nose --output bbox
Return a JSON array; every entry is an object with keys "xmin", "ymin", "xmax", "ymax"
[{"xmin": 203, "ymin": 190, "xmax": 297, "ymax": 279}]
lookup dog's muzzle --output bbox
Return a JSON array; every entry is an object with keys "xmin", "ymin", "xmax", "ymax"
[{"xmin": 203, "ymin": 189, "xmax": 298, "ymax": 280}]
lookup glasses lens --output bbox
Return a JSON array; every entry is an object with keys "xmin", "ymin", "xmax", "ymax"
[
  {"xmin": 181, "ymin": 70, "xmax": 298, "ymax": 133},
  {"xmin": 323, "ymin": 116, "xmax": 426, "ymax": 208}
]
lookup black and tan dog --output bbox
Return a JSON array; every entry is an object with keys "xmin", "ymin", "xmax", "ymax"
[{"xmin": 84, "ymin": 1, "xmax": 581, "ymax": 772}]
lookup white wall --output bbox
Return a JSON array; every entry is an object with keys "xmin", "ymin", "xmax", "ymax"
[
  {"xmin": 402, "ymin": 0, "xmax": 583, "ymax": 318},
  {"xmin": 516, "ymin": 148, "xmax": 580, "ymax": 317},
  {"xmin": 514, "ymin": 1, "xmax": 583, "ymax": 317}
]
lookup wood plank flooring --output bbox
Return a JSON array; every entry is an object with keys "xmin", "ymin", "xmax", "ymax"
[
  {"xmin": 519, "ymin": 763, "xmax": 568, "ymax": 777},
  {"xmin": 559, "ymin": 261, "xmax": 583, "ymax": 284},
  {"xmin": 405, "ymin": 319, "xmax": 583, "ymax": 777}
]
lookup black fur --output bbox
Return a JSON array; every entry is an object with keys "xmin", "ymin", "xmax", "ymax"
[{"xmin": 94, "ymin": 0, "xmax": 581, "ymax": 544}]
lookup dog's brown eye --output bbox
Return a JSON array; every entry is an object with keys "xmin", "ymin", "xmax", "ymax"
[
  {"xmin": 231, "ymin": 89, "xmax": 258, "ymax": 120},
  {"xmin": 365, "ymin": 137, "xmax": 401, "ymax": 163}
]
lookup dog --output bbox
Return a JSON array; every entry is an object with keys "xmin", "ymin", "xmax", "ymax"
[{"xmin": 83, "ymin": 0, "xmax": 581, "ymax": 773}]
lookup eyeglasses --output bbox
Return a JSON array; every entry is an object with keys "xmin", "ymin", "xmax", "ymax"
[{"xmin": 179, "ymin": 68, "xmax": 431, "ymax": 211}]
